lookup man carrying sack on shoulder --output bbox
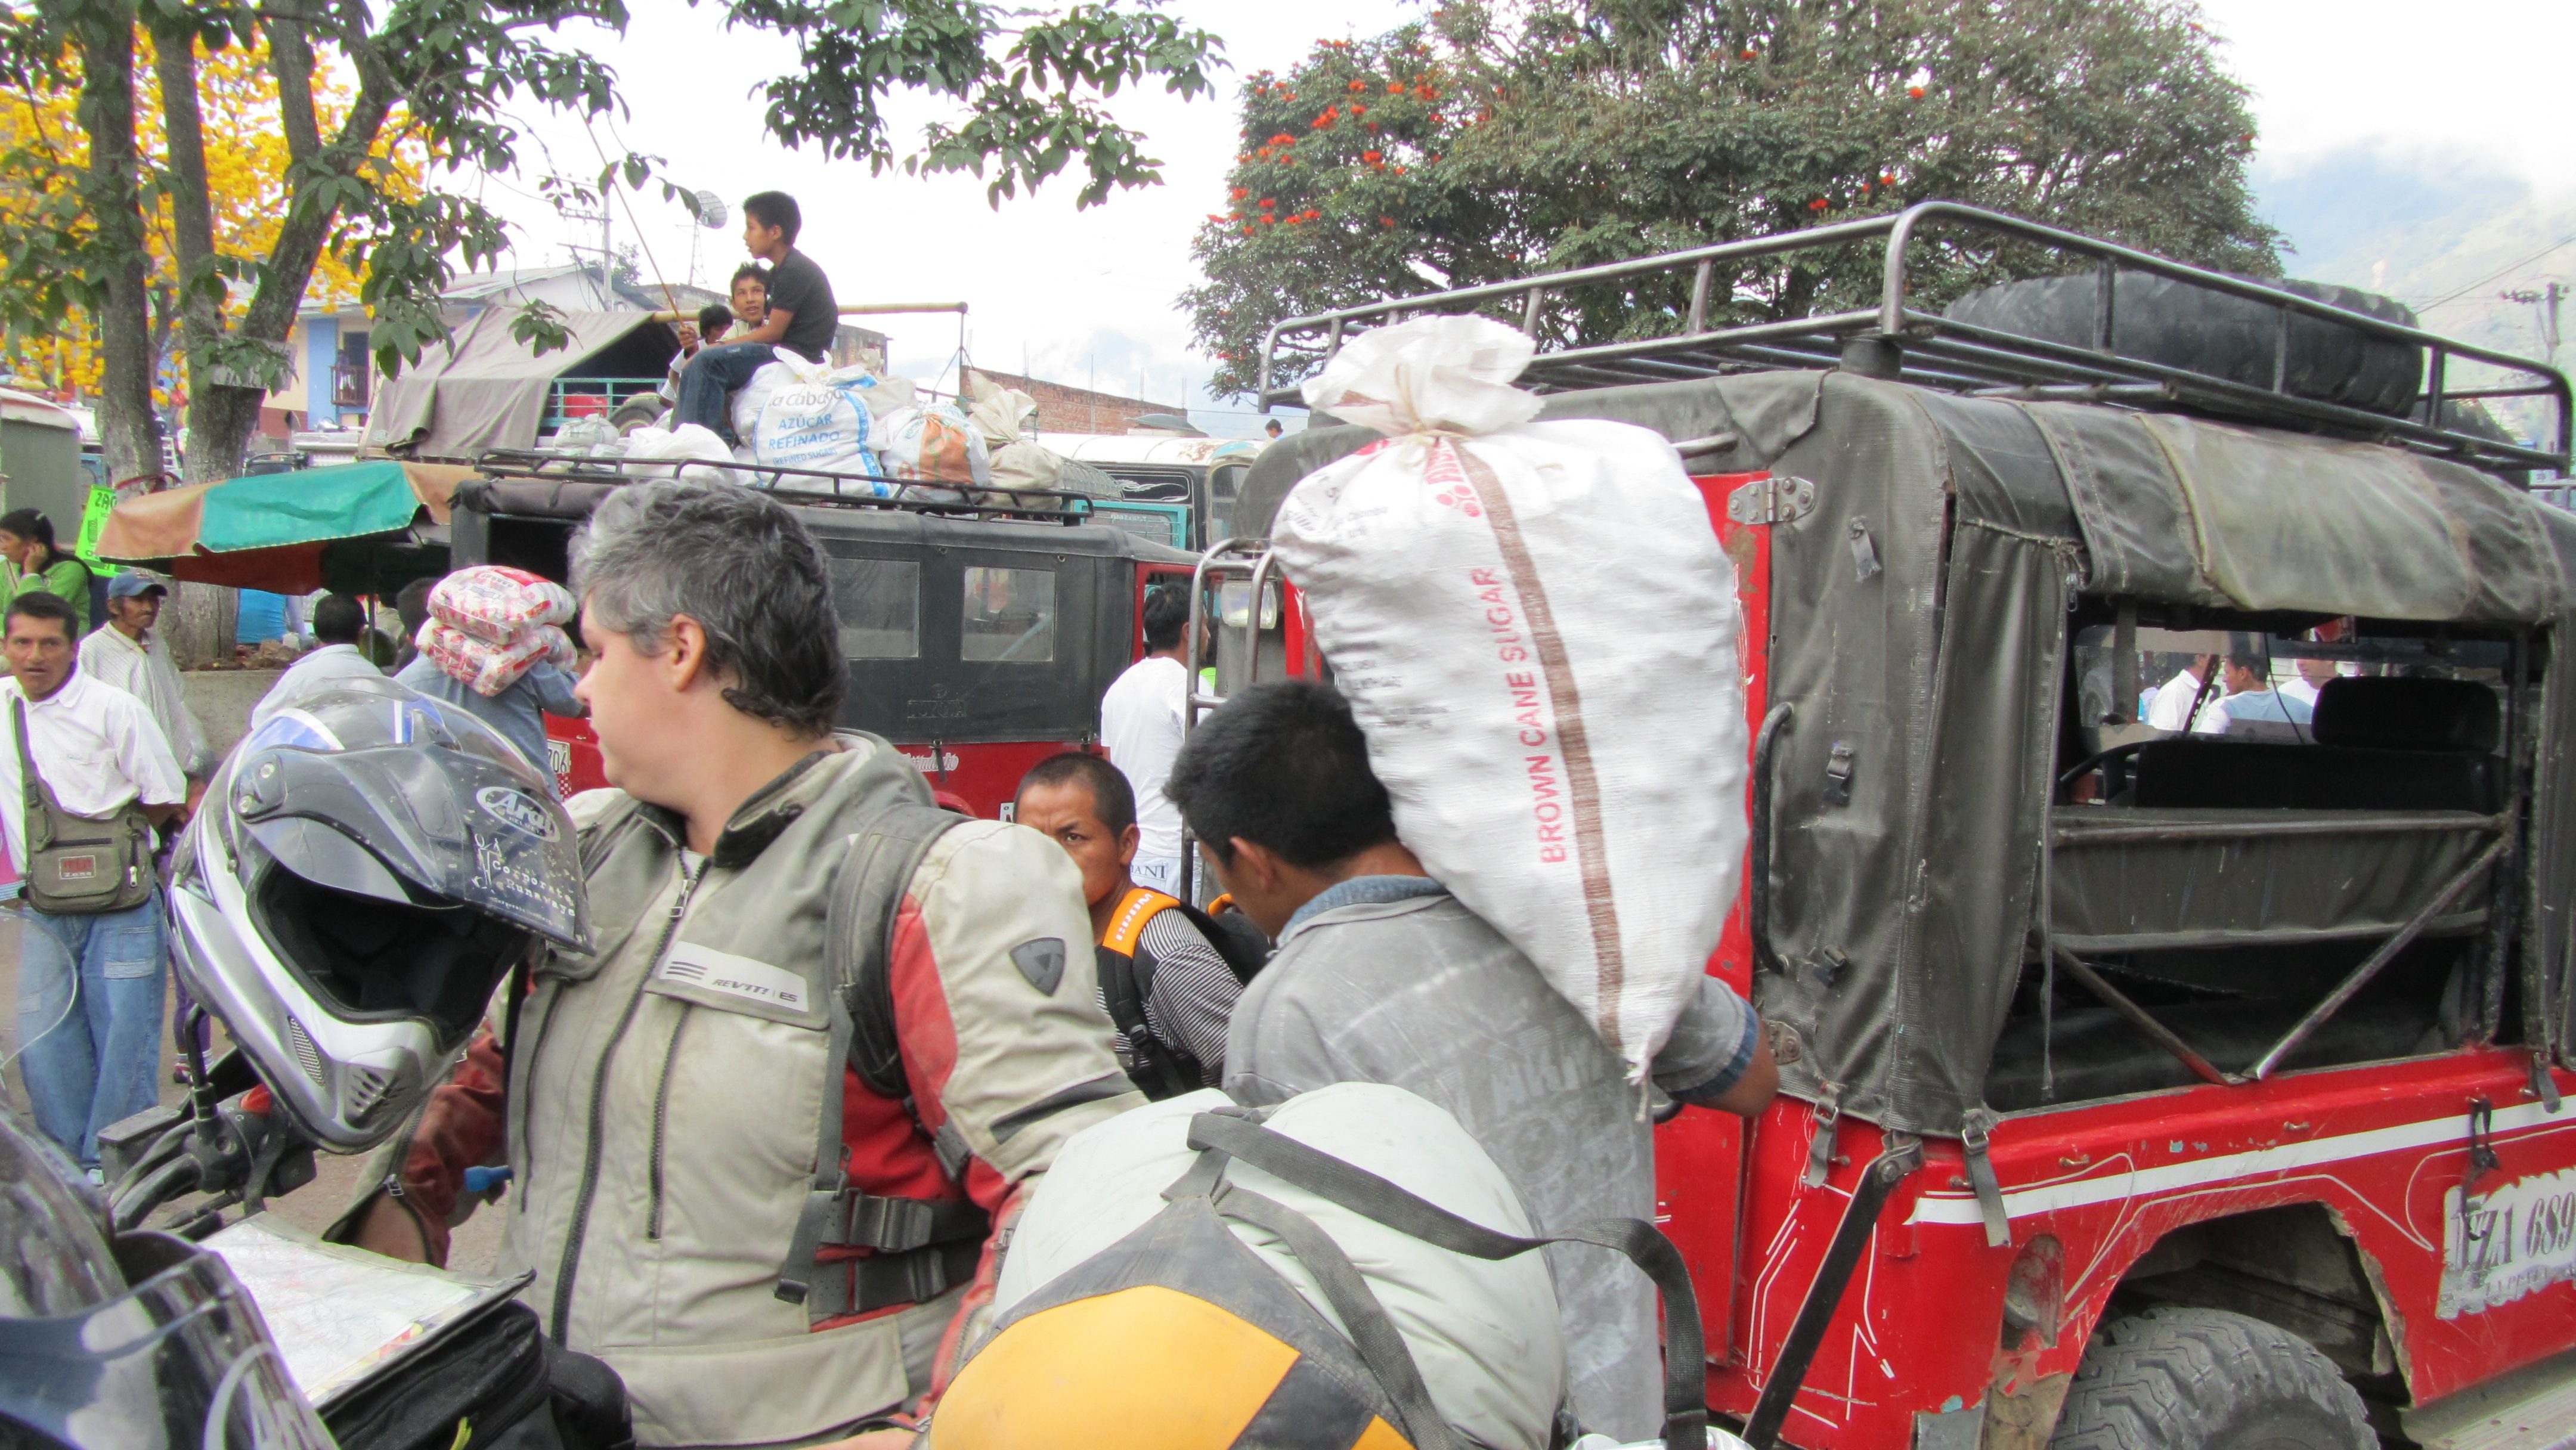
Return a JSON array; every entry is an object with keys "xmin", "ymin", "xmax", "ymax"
[{"xmin": 1, "ymin": 589, "xmax": 185, "ymax": 1178}]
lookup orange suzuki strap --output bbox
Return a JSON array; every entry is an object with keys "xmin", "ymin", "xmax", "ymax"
[
  {"xmin": 1103, "ymin": 886, "xmax": 1181, "ymax": 955},
  {"xmin": 1097, "ymin": 886, "xmax": 1199, "ymax": 1100}
]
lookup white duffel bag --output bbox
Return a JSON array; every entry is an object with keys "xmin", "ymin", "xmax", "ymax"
[
  {"xmin": 726, "ymin": 349, "xmax": 790, "ymax": 439},
  {"xmin": 966, "ymin": 374, "xmax": 1063, "ymax": 491},
  {"xmin": 875, "ymin": 402, "xmax": 992, "ymax": 489},
  {"xmin": 1273, "ymin": 314, "xmax": 1748, "ymax": 1076},
  {"xmin": 995, "ymin": 1085, "xmax": 1565, "ymax": 1450},
  {"xmin": 618, "ymin": 424, "xmax": 742, "ymax": 487}
]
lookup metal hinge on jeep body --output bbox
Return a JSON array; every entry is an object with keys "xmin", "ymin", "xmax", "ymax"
[{"xmin": 1727, "ymin": 475, "xmax": 1817, "ymax": 526}]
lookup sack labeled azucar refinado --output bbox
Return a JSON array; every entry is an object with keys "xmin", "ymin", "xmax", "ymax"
[{"xmin": 1271, "ymin": 315, "xmax": 1750, "ymax": 1077}]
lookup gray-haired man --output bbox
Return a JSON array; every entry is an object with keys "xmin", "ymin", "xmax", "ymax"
[{"xmin": 345, "ymin": 481, "xmax": 1138, "ymax": 1447}]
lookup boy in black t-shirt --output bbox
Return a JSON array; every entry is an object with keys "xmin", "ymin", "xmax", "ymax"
[{"xmin": 675, "ymin": 191, "xmax": 840, "ymax": 442}]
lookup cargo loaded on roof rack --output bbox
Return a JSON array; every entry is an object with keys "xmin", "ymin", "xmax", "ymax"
[
  {"xmin": 457, "ymin": 448, "xmax": 1101, "ymax": 526},
  {"xmin": 1257, "ymin": 201, "xmax": 2571, "ymax": 476}
]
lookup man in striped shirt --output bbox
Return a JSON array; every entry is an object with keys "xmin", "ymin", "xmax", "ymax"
[{"xmin": 1015, "ymin": 751, "xmax": 1240, "ymax": 1096}]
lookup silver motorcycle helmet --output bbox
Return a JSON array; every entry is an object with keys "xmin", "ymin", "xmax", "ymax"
[
  {"xmin": 0, "ymin": 1106, "xmax": 333, "ymax": 1449},
  {"xmin": 169, "ymin": 674, "xmax": 592, "ymax": 1152}
]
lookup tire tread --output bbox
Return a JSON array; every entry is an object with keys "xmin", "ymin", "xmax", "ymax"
[{"xmin": 2050, "ymin": 1306, "xmax": 2372, "ymax": 1450}]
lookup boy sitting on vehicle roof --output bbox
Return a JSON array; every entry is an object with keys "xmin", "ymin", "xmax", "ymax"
[
  {"xmin": 658, "ymin": 303, "xmax": 741, "ymax": 409},
  {"xmin": 1167, "ymin": 678, "xmax": 1778, "ymax": 1443},
  {"xmin": 674, "ymin": 190, "xmax": 838, "ymax": 444}
]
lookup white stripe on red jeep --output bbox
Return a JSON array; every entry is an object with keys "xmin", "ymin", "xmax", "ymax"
[{"xmin": 1906, "ymin": 1099, "xmax": 2572, "ymax": 1225}]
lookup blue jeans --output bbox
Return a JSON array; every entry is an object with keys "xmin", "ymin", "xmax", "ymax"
[
  {"xmin": 15, "ymin": 894, "xmax": 166, "ymax": 1169},
  {"xmin": 674, "ymin": 342, "xmax": 779, "ymax": 444}
]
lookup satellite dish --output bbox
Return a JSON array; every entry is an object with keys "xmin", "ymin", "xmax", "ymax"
[{"xmin": 691, "ymin": 189, "xmax": 727, "ymax": 230}]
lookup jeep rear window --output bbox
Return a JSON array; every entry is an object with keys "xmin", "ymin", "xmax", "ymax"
[
  {"xmin": 1992, "ymin": 607, "xmax": 2542, "ymax": 1112},
  {"xmin": 2063, "ymin": 621, "xmax": 2513, "ymax": 809},
  {"xmin": 830, "ymin": 557, "xmax": 919, "ymax": 660},
  {"xmin": 961, "ymin": 567, "xmax": 1055, "ymax": 662}
]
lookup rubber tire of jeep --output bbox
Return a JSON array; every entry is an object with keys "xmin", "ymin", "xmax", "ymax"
[
  {"xmin": 2048, "ymin": 1306, "xmax": 2374, "ymax": 1450},
  {"xmin": 1943, "ymin": 273, "xmax": 2422, "ymax": 418}
]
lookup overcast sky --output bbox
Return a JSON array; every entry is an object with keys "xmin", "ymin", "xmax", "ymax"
[{"xmin": 473, "ymin": 1, "xmax": 2576, "ymax": 438}]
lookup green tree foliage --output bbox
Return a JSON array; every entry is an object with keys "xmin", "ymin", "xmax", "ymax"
[
  {"xmin": 0, "ymin": 0, "xmax": 1221, "ymax": 485},
  {"xmin": 1185, "ymin": 0, "xmax": 2278, "ymax": 398},
  {"xmin": 733, "ymin": 0, "xmax": 1224, "ymax": 207}
]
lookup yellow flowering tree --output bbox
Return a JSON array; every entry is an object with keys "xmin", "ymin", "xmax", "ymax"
[
  {"xmin": 0, "ymin": 33, "xmax": 405, "ymax": 414},
  {"xmin": 0, "ymin": 0, "xmax": 1221, "ymax": 489}
]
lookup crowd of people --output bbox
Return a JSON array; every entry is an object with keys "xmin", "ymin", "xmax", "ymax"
[
  {"xmin": 0, "ymin": 466, "xmax": 1772, "ymax": 1443},
  {"xmin": 0, "ymin": 188, "xmax": 1769, "ymax": 1448},
  {"xmin": 2142, "ymin": 649, "xmax": 2342, "ymax": 737},
  {"xmin": 239, "ymin": 479, "xmax": 1770, "ymax": 1449}
]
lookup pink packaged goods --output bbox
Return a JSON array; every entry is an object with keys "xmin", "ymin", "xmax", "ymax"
[
  {"xmin": 429, "ymin": 566, "xmax": 574, "ymax": 646},
  {"xmin": 417, "ymin": 619, "xmax": 572, "ymax": 698}
]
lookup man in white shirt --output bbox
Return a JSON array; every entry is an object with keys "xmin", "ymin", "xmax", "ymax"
[
  {"xmin": 2145, "ymin": 652, "xmax": 2226, "ymax": 735},
  {"xmin": 2, "ymin": 590, "xmax": 185, "ymax": 1174},
  {"xmin": 1097, "ymin": 585, "xmax": 1192, "ymax": 894},
  {"xmin": 2280, "ymin": 655, "xmax": 2342, "ymax": 711},
  {"xmin": 248, "ymin": 594, "xmax": 380, "ymax": 730},
  {"xmin": 79, "ymin": 574, "xmax": 214, "ymax": 791}
]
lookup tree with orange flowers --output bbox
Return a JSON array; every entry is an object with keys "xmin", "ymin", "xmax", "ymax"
[{"xmin": 1187, "ymin": 0, "xmax": 2277, "ymax": 398}]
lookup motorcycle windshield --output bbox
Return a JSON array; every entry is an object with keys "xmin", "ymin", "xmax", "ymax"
[{"xmin": 0, "ymin": 1231, "xmax": 334, "ymax": 1450}]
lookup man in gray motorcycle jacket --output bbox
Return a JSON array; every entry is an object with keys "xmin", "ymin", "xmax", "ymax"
[{"xmin": 340, "ymin": 482, "xmax": 1142, "ymax": 1448}]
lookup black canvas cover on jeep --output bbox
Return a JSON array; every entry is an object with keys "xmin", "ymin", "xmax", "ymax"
[{"xmin": 1238, "ymin": 371, "xmax": 2576, "ymax": 1139}]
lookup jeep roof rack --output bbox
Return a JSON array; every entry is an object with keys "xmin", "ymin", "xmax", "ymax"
[
  {"xmin": 460, "ymin": 449, "xmax": 1099, "ymax": 526},
  {"xmin": 1256, "ymin": 202, "xmax": 2573, "ymax": 476}
]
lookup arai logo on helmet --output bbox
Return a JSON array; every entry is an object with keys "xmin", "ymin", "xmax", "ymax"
[{"xmin": 475, "ymin": 786, "xmax": 558, "ymax": 841}]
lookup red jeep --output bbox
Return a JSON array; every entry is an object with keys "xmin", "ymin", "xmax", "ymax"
[
  {"xmin": 446, "ymin": 454, "xmax": 1199, "ymax": 817},
  {"xmin": 1237, "ymin": 204, "xmax": 2576, "ymax": 1450}
]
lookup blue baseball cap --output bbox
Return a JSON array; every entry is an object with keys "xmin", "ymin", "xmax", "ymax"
[{"xmin": 105, "ymin": 573, "xmax": 168, "ymax": 600}]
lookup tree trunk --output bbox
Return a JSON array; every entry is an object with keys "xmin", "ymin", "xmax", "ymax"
[
  {"xmin": 168, "ymin": 12, "xmax": 394, "ymax": 483},
  {"xmin": 161, "ymin": 581, "xmax": 231, "ymax": 669},
  {"xmin": 149, "ymin": 17, "xmax": 243, "ymax": 487},
  {"xmin": 67, "ymin": 3, "xmax": 161, "ymax": 485}
]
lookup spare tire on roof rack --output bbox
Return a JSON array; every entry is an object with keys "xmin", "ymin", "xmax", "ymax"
[{"xmin": 1945, "ymin": 273, "xmax": 2422, "ymax": 419}]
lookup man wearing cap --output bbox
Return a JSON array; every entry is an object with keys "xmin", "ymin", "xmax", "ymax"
[
  {"xmin": 78, "ymin": 575, "xmax": 213, "ymax": 800},
  {"xmin": 80, "ymin": 573, "xmax": 221, "ymax": 1080}
]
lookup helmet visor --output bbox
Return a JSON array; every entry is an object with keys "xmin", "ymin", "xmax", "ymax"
[{"xmin": 231, "ymin": 692, "xmax": 589, "ymax": 953}]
